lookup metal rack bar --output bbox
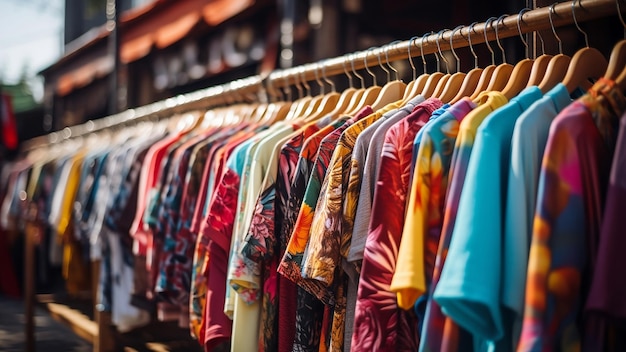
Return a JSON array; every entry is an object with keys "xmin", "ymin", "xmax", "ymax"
[{"xmin": 21, "ymin": 0, "xmax": 621, "ymax": 151}]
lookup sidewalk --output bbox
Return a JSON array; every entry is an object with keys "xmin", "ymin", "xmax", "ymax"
[{"xmin": 0, "ymin": 295, "xmax": 91, "ymax": 352}]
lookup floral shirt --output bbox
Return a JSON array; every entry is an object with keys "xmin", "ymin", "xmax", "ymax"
[
  {"xmin": 277, "ymin": 117, "xmax": 349, "ymax": 352},
  {"xmin": 239, "ymin": 116, "xmax": 333, "ymax": 351},
  {"xmin": 279, "ymin": 106, "xmax": 373, "ymax": 304},
  {"xmin": 351, "ymin": 99, "xmax": 442, "ymax": 352}
]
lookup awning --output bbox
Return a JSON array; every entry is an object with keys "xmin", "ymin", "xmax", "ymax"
[
  {"xmin": 120, "ymin": 0, "xmax": 255, "ymax": 64},
  {"xmin": 49, "ymin": 0, "xmax": 256, "ymax": 96},
  {"xmin": 56, "ymin": 56, "xmax": 113, "ymax": 96}
]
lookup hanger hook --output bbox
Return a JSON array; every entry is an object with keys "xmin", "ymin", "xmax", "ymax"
[
  {"xmin": 408, "ymin": 36, "xmax": 419, "ymax": 81},
  {"xmin": 293, "ymin": 67, "xmax": 303, "ymax": 100},
  {"xmin": 385, "ymin": 40, "xmax": 401, "ymax": 81},
  {"xmin": 495, "ymin": 14, "xmax": 508, "ymax": 64},
  {"xmin": 342, "ymin": 56, "xmax": 354, "ymax": 89},
  {"xmin": 300, "ymin": 66, "xmax": 311, "ymax": 97},
  {"xmin": 467, "ymin": 22, "xmax": 479, "ymax": 68},
  {"xmin": 282, "ymin": 74, "xmax": 292, "ymax": 101},
  {"xmin": 450, "ymin": 25, "xmax": 464, "ymax": 72},
  {"xmin": 420, "ymin": 32, "xmax": 433, "ymax": 74},
  {"xmin": 321, "ymin": 59, "xmax": 336, "ymax": 93},
  {"xmin": 549, "ymin": 3, "xmax": 563, "ymax": 54},
  {"xmin": 517, "ymin": 8, "xmax": 531, "ymax": 59},
  {"xmin": 571, "ymin": 0, "xmax": 589, "ymax": 47},
  {"xmin": 351, "ymin": 52, "xmax": 366, "ymax": 89},
  {"xmin": 364, "ymin": 47, "xmax": 378, "ymax": 86},
  {"xmin": 375, "ymin": 47, "xmax": 391, "ymax": 82},
  {"xmin": 436, "ymin": 29, "xmax": 450, "ymax": 74},
  {"xmin": 313, "ymin": 63, "xmax": 325, "ymax": 95},
  {"xmin": 484, "ymin": 17, "xmax": 497, "ymax": 66},
  {"xmin": 618, "ymin": 0, "xmax": 626, "ymax": 33}
]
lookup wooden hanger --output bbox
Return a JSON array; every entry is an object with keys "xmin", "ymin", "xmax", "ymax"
[
  {"xmin": 324, "ymin": 57, "xmax": 358, "ymax": 118},
  {"xmin": 401, "ymin": 34, "xmax": 431, "ymax": 104},
  {"xmin": 288, "ymin": 67, "xmax": 316, "ymax": 120},
  {"xmin": 562, "ymin": 0, "xmax": 608, "ymax": 93},
  {"xmin": 261, "ymin": 78, "xmax": 291, "ymax": 123},
  {"xmin": 538, "ymin": 3, "xmax": 573, "ymax": 93},
  {"xmin": 485, "ymin": 15, "xmax": 515, "ymax": 93},
  {"xmin": 450, "ymin": 23, "xmax": 484, "ymax": 103},
  {"xmin": 304, "ymin": 61, "xmax": 341, "ymax": 122},
  {"xmin": 417, "ymin": 32, "xmax": 447, "ymax": 98},
  {"xmin": 438, "ymin": 26, "xmax": 469, "ymax": 103},
  {"xmin": 605, "ymin": 0, "xmax": 626, "ymax": 87},
  {"xmin": 369, "ymin": 45, "xmax": 406, "ymax": 111},
  {"xmin": 284, "ymin": 68, "xmax": 311, "ymax": 120},
  {"xmin": 470, "ymin": 17, "xmax": 499, "ymax": 99},
  {"xmin": 342, "ymin": 52, "xmax": 368, "ymax": 114},
  {"xmin": 345, "ymin": 48, "xmax": 383, "ymax": 115},
  {"xmin": 525, "ymin": 13, "xmax": 553, "ymax": 87},
  {"xmin": 501, "ymin": 11, "xmax": 534, "ymax": 99}
]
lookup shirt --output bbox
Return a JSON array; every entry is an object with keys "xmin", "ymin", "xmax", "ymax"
[
  {"xmin": 276, "ymin": 117, "xmax": 350, "ymax": 352},
  {"xmin": 240, "ymin": 116, "xmax": 333, "ymax": 352},
  {"xmin": 422, "ymin": 91, "xmax": 508, "ymax": 352},
  {"xmin": 343, "ymin": 95, "xmax": 425, "ymax": 267},
  {"xmin": 391, "ymin": 98, "xmax": 476, "ymax": 311},
  {"xmin": 279, "ymin": 106, "xmax": 373, "ymax": 305},
  {"xmin": 341, "ymin": 95, "xmax": 425, "ymax": 351},
  {"xmin": 518, "ymin": 79, "xmax": 626, "ymax": 352},
  {"xmin": 586, "ymin": 111, "xmax": 626, "ymax": 350},
  {"xmin": 433, "ymin": 87, "xmax": 542, "ymax": 347},
  {"xmin": 231, "ymin": 123, "xmax": 300, "ymax": 352},
  {"xmin": 502, "ymin": 84, "xmax": 571, "ymax": 346},
  {"xmin": 352, "ymin": 99, "xmax": 443, "ymax": 352}
]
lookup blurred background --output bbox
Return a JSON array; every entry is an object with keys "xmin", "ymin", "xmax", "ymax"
[{"xmin": 0, "ymin": 0, "xmax": 621, "ymax": 156}]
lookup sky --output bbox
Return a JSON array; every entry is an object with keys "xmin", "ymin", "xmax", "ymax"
[{"xmin": 0, "ymin": 0, "xmax": 64, "ymax": 87}]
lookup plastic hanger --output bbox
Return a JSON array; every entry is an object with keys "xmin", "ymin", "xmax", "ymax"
[
  {"xmin": 450, "ymin": 23, "xmax": 484, "ymax": 103},
  {"xmin": 538, "ymin": 3, "xmax": 572, "ymax": 93},
  {"xmin": 345, "ymin": 47, "xmax": 382, "ymax": 115},
  {"xmin": 370, "ymin": 43, "xmax": 406, "ymax": 111},
  {"xmin": 419, "ymin": 33, "xmax": 446, "ymax": 98},
  {"xmin": 401, "ymin": 33, "xmax": 432, "ymax": 103},
  {"xmin": 485, "ymin": 15, "xmax": 515, "ymax": 93},
  {"xmin": 523, "ymin": 8, "xmax": 553, "ymax": 87},
  {"xmin": 439, "ymin": 26, "xmax": 468, "ymax": 103},
  {"xmin": 501, "ymin": 11, "xmax": 534, "ymax": 99},
  {"xmin": 610, "ymin": 0, "xmax": 626, "ymax": 90},
  {"xmin": 304, "ymin": 60, "xmax": 341, "ymax": 122},
  {"xmin": 562, "ymin": 0, "xmax": 609, "ymax": 93},
  {"xmin": 469, "ymin": 18, "xmax": 499, "ymax": 99}
]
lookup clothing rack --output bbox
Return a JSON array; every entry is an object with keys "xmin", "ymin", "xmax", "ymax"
[
  {"xmin": 21, "ymin": 0, "xmax": 621, "ymax": 153},
  {"xmin": 17, "ymin": 0, "xmax": 623, "ymax": 351}
]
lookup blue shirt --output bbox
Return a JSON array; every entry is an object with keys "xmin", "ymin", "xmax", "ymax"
[
  {"xmin": 502, "ymin": 83, "xmax": 571, "ymax": 346},
  {"xmin": 433, "ymin": 87, "xmax": 542, "ymax": 347}
]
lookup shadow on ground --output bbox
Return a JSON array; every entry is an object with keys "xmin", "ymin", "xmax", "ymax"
[{"xmin": 0, "ymin": 295, "xmax": 91, "ymax": 352}]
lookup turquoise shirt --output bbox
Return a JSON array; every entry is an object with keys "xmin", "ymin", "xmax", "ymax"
[
  {"xmin": 434, "ymin": 87, "xmax": 542, "ymax": 348},
  {"xmin": 502, "ymin": 84, "xmax": 571, "ymax": 346}
]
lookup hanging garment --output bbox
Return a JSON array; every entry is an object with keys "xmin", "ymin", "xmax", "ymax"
[
  {"xmin": 518, "ymin": 78, "xmax": 626, "ymax": 352},
  {"xmin": 351, "ymin": 98, "xmax": 442, "ymax": 352}
]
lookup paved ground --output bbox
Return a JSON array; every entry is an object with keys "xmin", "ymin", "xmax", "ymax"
[{"xmin": 0, "ymin": 295, "xmax": 91, "ymax": 352}]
